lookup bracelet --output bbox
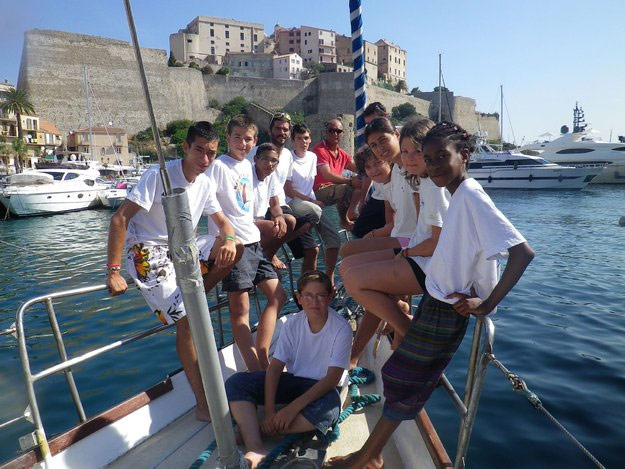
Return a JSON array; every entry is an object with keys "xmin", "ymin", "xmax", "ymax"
[
  {"xmin": 106, "ymin": 263, "xmax": 121, "ymax": 267},
  {"xmin": 224, "ymin": 235, "xmax": 236, "ymax": 242},
  {"xmin": 106, "ymin": 266, "xmax": 121, "ymax": 272}
]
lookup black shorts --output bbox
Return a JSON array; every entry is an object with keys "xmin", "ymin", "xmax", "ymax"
[
  {"xmin": 394, "ymin": 248, "xmax": 427, "ymax": 292},
  {"xmin": 222, "ymin": 242, "xmax": 278, "ymax": 292},
  {"xmin": 264, "ymin": 206, "xmax": 314, "ymax": 259}
]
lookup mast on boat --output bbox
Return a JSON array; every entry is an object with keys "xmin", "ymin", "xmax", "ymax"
[
  {"xmin": 350, "ymin": 0, "xmax": 366, "ymax": 148},
  {"xmin": 438, "ymin": 53, "xmax": 442, "ymax": 123},
  {"xmin": 83, "ymin": 66, "xmax": 95, "ymax": 162},
  {"xmin": 500, "ymin": 84, "xmax": 504, "ymax": 150},
  {"xmin": 123, "ymin": 1, "xmax": 242, "ymax": 467}
]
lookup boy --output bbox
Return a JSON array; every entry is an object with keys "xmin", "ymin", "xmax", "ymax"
[
  {"xmin": 206, "ymin": 114, "xmax": 287, "ymax": 371},
  {"xmin": 225, "ymin": 271, "xmax": 353, "ymax": 469},
  {"xmin": 106, "ymin": 121, "xmax": 242, "ymax": 421}
]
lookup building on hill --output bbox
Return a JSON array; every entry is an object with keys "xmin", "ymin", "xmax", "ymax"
[
  {"xmin": 273, "ymin": 53, "xmax": 303, "ymax": 80},
  {"xmin": 300, "ymin": 26, "xmax": 336, "ymax": 65},
  {"xmin": 170, "ymin": 16, "xmax": 265, "ymax": 66},
  {"xmin": 66, "ymin": 127, "xmax": 130, "ymax": 166},
  {"xmin": 376, "ymin": 39, "xmax": 407, "ymax": 84},
  {"xmin": 274, "ymin": 25, "xmax": 301, "ymax": 56},
  {"xmin": 39, "ymin": 120, "xmax": 63, "ymax": 155},
  {"xmin": 336, "ymin": 35, "xmax": 379, "ymax": 83},
  {"xmin": 225, "ymin": 52, "xmax": 275, "ymax": 78}
]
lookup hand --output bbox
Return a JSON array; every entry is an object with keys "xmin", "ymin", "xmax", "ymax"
[
  {"xmin": 260, "ymin": 410, "xmax": 278, "ymax": 437},
  {"xmin": 446, "ymin": 287, "xmax": 489, "ymax": 317},
  {"xmin": 272, "ymin": 216, "xmax": 287, "ymax": 238},
  {"xmin": 216, "ymin": 239, "xmax": 237, "ymax": 267},
  {"xmin": 271, "ymin": 404, "xmax": 299, "ymax": 433},
  {"xmin": 312, "ymin": 200, "xmax": 325, "ymax": 209},
  {"xmin": 395, "ymin": 248, "xmax": 407, "ymax": 259},
  {"xmin": 107, "ymin": 271, "xmax": 128, "ymax": 297}
]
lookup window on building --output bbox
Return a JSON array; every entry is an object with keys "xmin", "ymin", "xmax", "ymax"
[
  {"xmin": 225, "ymin": 31, "xmax": 229, "ymax": 39},
  {"xmin": 226, "ymin": 48, "xmax": 230, "ymax": 52},
  {"xmin": 240, "ymin": 33, "xmax": 244, "ymax": 40},
  {"xmin": 226, "ymin": 42, "xmax": 230, "ymax": 46},
  {"xmin": 187, "ymin": 39, "xmax": 192, "ymax": 43},
  {"xmin": 304, "ymin": 39, "xmax": 307, "ymax": 45},
  {"xmin": 211, "ymin": 40, "xmax": 214, "ymax": 44},
  {"xmin": 225, "ymin": 24, "xmax": 229, "ymax": 28},
  {"xmin": 210, "ymin": 29, "xmax": 214, "ymax": 37},
  {"xmin": 289, "ymin": 40, "xmax": 293, "ymax": 44},
  {"xmin": 254, "ymin": 34, "xmax": 258, "ymax": 41},
  {"xmin": 245, "ymin": 61, "xmax": 249, "ymax": 66},
  {"xmin": 211, "ymin": 47, "xmax": 215, "ymax": 54},
  {"xmin": 100, "ymin": 148, "xmax": 105, "ymax": 155},
  {"xmin": 289, "ymin": 48, "xmax": 294, "ymax": 52}
]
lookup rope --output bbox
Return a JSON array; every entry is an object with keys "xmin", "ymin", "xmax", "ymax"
[
  {"xmin": 487, "ymin": 353, "xmax": 606, "ymax": 469},
  {"xmin": 188, "ymin": 439, "xmax": 217, "ymax": 469}
]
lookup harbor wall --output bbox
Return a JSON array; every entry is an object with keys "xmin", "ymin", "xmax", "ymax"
[{"xmin": 18, "ymin": 29, "xmax": 497, "ymax": 143}]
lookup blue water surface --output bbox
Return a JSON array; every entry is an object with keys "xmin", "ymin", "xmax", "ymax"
[{"xmin": 0, "ymin": 186, "xmax": 624, "ymax": 468}]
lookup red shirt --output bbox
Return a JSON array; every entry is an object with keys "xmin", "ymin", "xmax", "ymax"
[{"xmin": 313, "ymin": 140, "xmax": 352, "ymax": 190}]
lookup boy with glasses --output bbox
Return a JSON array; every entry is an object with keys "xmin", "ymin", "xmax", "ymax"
[{"xmin": 225, "ymin": 271, "xmax": 352, "ymax": 469}]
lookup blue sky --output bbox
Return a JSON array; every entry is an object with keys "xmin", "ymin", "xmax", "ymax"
[{"xmin": 1, "ymin": 0, "xmax": 624, "ymax": 143}]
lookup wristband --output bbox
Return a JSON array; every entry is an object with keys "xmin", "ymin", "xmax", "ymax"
[
  {"xmin": 107, "ymin": 266, "xmax": 121, "ymax": 272},
  {"xmin": 106, "ymin": 263, "xmax": 121, "ymax": 267},
  {"xmin": 224, "ymin": 235, "xmax": 236, "ymax": 242}
]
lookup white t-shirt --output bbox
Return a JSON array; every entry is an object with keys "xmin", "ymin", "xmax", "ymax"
[
  {"xmin": 248, "ymin": 146, "xmax": 292, "ymax": 206},
  {"xmin": 205, "ymin": 154, "xmax": 260, "ymax": 245},
  {"xmin": 380, "ymin": 165, "xmax": 417, "ymax": 239},
  {"xmin": 252, "ymin": 163, "xmax": 278, "ymax": 219},
  {"xmin": 371, "ymin": 181, "xmax": 386, "ymax": 201},
  {"xmin": 408, "ymin": 177, "xmax": 451, "ymax": 270},
  {"xmin": 273, "ymin": 307, "xmax": 352, "ymax": 386},
  {"xmin": 126, "ymin": 159, "xmax": 220, "ymax": 246},
  {"xmin": 287, "ymin": 150, "xmax": 317, "ymax": 202},
  {"xmin": 425, "ymin": 178, "xmax": 526, "ymax": 313}
]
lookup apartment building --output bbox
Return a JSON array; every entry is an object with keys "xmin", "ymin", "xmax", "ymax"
[
  {"xmin": 170, "ymin": 16, "xmax": 265, "ymax": 66},
  {"xmin": 376, "ymin": 39, "xmax": 407, "ymax": 84},
  {"xmin": 300, "ymin": 26, "xmax": 336, "ymax": 65},
  {"xmin": 335, "ymin": 35, "xmax": 379, "ymax": 83},
  {"xmin": 273, "ymin": 54, "xmax": 303, "ymax": 80},
  {"xmin": 225, "ymin": 52, "xmax": 275, "ymax": 78},
  {"xmin": 67, "ymin": 127, "xmax": 130, "ymax": 166},
  {"xmin": 274, "ymin": 25, "xmax": 301, "ymax": 55}
]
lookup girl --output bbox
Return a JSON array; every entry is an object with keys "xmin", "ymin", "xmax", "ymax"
[{"xmin": 326, "ymin": 122, "xmax": 535, "ymax": 468}]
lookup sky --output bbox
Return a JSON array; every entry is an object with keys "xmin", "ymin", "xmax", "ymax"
[{"xmin": 1, "ymin": 0, "xmax": 624, "ymax": 144}]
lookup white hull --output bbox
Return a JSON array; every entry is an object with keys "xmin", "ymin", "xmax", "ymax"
[
  {"xmin": 98, "ymin": 188, "xmax": 127, "ymax": 209},
  {"xmin": 552, "ymin": 161, "xmax": 625, "ymax": 184},
  {"xmin": 469, "ymin": 166, "xmax": 599, "ymax": 189},
  {"xmin": 0, "ymin": 188, "xmax": 103, "ymax": 216}
]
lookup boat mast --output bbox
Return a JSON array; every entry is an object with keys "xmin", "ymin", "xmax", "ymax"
[
  {"xmin": 438, "ymin": 53, "xmax": 442, "ymax": 123},
  {"xmin": 500, "ymin": 84, "xmax": 504, "ymax": 150},
  {"xmin": 123, "ymin": 1, "xmax": 242, "ymax": 467},
  {"xmin": 350, "ymin": 0, "xmax": 366, "ymax": 148},
  {"xmin": 83, "ymin": 66, "xmax": 94, "ymax": 161}
]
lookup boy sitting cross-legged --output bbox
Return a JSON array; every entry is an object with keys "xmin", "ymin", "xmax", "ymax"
[{"xmin": 225, "ymin": 270, "xmax": 353, "ymax": 469}]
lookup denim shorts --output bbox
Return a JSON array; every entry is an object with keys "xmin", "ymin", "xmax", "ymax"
[
  {"xmin": 225, "ymin": 371, "xmax": 341, "ymax": 434},
  {"xmin": 222, "ymin": 242, "xmax": 278, "ymax": 292}
]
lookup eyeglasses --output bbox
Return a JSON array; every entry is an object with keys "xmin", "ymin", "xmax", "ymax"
[
  {"xmin": 271, "ymin": 112, "xmax": 291, "ymax": 123},
  {"xmin": 327, "ymin": 128, "xmax": 344, "ymax": 135},
  {"xmin": 259, "ymin": 156, "xmax": 280, "ymax": 166},
  {"xmin": 300, "ymin": 292, "xmax": 330, "ymax": 302}
]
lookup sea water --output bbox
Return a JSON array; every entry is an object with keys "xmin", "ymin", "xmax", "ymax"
[{"xmin": 0, "ymin": 186, "xmax": 624, "ymax": 468}]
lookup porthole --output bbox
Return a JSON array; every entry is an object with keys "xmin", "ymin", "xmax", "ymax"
[
  {"xmin": 47, "ymin": 196, "xmax": 52, "ymax": 199},
  {"xmin": 78, "ymin": 193, "xmax": 84, "ymax": 198},
  {"xmin": 558, "ymin": 175, "xmax": 563, "ymax": 182}
]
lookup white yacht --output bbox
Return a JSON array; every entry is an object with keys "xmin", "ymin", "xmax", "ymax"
[
  {"xmin": 519, "ymin": 104, "xmax": 625, "ymax": 183},
  {"xmin": 0, "ymin": 167, "xmax": 106, "ymax": 217},
  {"xmin": 469, "ymin": 142, "xmax": 600, "ymax": 190}
]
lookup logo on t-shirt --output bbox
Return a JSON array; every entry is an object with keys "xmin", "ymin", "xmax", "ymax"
[{"xmin": 235, "ymin": 177, "xmax": 252, "ymax": 212}]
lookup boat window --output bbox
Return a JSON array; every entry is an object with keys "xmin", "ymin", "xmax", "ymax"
[
  {"xmin": 555, "ymin": 148, "xmax": 594, "ymax": 154},
  {"xmin": 611, "ymin": 147, "xmax": 625, "ymax": 152},
  {"xmin": 84, "ymin": 179, "xmax": 95, "ymax": 186},
  {"xmin": 41, "ymin": 171, "xmax": 64, "ymax": 181},
  {"xmin": 63, "ymin": 172, "xmax": 79, "ymax": 180}
]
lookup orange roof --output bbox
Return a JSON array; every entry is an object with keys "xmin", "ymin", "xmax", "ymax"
[{"xmin": 39, "ymin": 120, "xmax": 61, "ymax": 135}]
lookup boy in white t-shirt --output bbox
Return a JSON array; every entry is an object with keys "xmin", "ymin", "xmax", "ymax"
[
  {"xmin": 106, "ymin": 121, "xmax": 242, "ymax": 421},
  {"xmin": 226, "ymin": 271, "xmax": 353, "ymax": 469},
  {"xmin": 327, "ymin": 122, "xmax": 535, "ymax": 469},
  {"xmin": 205, "ymin": 115, "xmax": 288, "ymax": 372}
]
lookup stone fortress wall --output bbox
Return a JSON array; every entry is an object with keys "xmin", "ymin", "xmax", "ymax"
[{"xmin": 18, "ymin": 29, "xmax": 499, "ymax": 143}]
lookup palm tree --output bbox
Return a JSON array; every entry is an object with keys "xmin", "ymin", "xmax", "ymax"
[{"xmin": 0, "ymin": 88, "xmax": 35, "ymax": 173}]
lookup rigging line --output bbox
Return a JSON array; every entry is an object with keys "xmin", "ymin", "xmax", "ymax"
[
  {"xmin": 503, "ymin": 98, "xmax": 517, "ymax": 146},
  {"xmin": 0, "ymin": 238, "xmax": 69, "ymax": 265},
  {"xmin": 87, "ymin": 81, "xmax": 126, "ymax": 171},
  {"xmin": 440, "ymin": 72, "xmax": 453, "ymax": 121}
]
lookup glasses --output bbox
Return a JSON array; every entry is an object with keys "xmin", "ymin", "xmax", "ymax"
[
  {"xmin": 271, "ymin": 112, "xmax": 291, "ymax": 123},
  {"xmin": 327, "ymin": 128, "xmax": 344, "ymax": 135},
  {"xmin": 300, "ymin": 292, "xmax": 330, "ymax": 302},
  {"xmin": 259, "ymin": 156, "xmax": 280, "ymax": 166}
]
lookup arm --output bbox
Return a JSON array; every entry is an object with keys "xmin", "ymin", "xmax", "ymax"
[
  {"xmin": 449, "ymin": 242, "xmax": 535, "ymax": 316},
  {"xmin": 357, "ymin": 175, "xmax": 372, "ymax": 206},
  {"xmin": 261, "ymin": 358, "xmax": 285, "ymax": 436},
  {"xmin": 106, "ymin": 200, "xmax": 143, "ymax": 296},
  {"xmin": 317, "ymin": 164, "xmax": 353, "ymax": 186},
  {"xmin": 208, "ymin": 211, "xmax": 237, "ymax": 267},
  {"xmin": 402, "ymin": 225, "xmax": 442, "ymax": 258},
  {"xmin": 284, "ymin": 180, "xmax": 323, "ymax": 207},
  {"xmin": 268, "ymin": 195, "xmax": 287, "ymax": 237},
  {"xmin": 271, "ymin": 367, "xmax": 344, "ymax": 432}
]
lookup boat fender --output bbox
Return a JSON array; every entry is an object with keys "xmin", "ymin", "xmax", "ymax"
[
  {"xmin": 528, "ymin": 174, "xmax": 534, "ymax": 182},
  {"xmin": 487, "ymin": 176, "xmax": 492, "ymax": 184}
]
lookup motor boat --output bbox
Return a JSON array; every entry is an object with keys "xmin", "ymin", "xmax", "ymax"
[
  {"xmin": 469, "ymin": 142, "xmax": 600, "ymax": 190},
  {"xmin": 97, "ymin": 180, "xmax": 129, "ymax": 209},
  {"xmin": 519, "ymin": 104, "xmax": 625, "ymax": 183},
  {"xmin": 0, "ymin": 167, "xmax": 107, "ymax": 217}
]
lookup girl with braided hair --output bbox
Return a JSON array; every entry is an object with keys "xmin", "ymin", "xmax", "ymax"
[{"xmin": 325, "ymin": 122, "xmax": 535, "ymax": 468}]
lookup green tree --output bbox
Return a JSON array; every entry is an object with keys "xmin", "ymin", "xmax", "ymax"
[
  {"xmin": 0, "ymin": 136, "xmax": 11, "ymax": 174},
  {"xmin": 168, "ymin": 51, "xmax": 177, "ymax": 67},
  {"xmin": 201, "ymin": 65, "xmax": 214, "ymax": 75},
  {"xmin": 391, "ymin": 102, "xmax": 419, "ymax": 125},
  {"xmin": 216, "ymin": 66, "xmax": 231, "ymax": 76},
  {"xmin": 302, "ymin": 61, "xmax": 325, "ymax": 79},
  {"xmin": 12, "ymin": 138, "xmax": 27, "ymax": 172},
  {"xmin": 376, "ymin": 80, "xmax": 395, "ymax": 91},
  {"xmin": 0, "ymin": 88, "xmax": 35, "ymax": 173},
  {"xmin": 433, "ymin": 86, "xmax": 449, "ymax": 92},
  {"xmin": 189, "ymin": 62, "xmax": 200, "ymax": 71},
  {"xmin": 165, "ymin": 119, "xmax": 194, "ymax": 138},
  {"xmin": 410, "ymin": 87, "xmax": 421, "ymax": 96},
  {"xmin": 221, "ymin": 97, "xmax": 248, "ymax": 119},
  {"xmin": 394, "ymin": 80, "xmax": 408, "ymax": 94}
]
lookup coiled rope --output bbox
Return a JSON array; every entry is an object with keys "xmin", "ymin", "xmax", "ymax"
[{"xmin": 487, "ymin": 353, "xmax": 606, "ymax": 469}]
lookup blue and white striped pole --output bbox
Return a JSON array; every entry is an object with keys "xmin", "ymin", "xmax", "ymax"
[{"xmin": 350, "ymin": 0, "xmax": 366, "ymax": 148}]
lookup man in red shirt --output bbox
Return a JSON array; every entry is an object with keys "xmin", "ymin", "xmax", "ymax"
[{"xmin": 313, "ymin": 118, "xmax": 362, "ymax": 230}]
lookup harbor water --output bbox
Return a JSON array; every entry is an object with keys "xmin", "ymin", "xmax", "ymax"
[{"xmin": 1, "ymin": 186, "xmax": 624, "ymax": 468}]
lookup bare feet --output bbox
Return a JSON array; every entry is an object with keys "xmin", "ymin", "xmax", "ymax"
[
  {"xmin": 272, "ymin": 255, "xmax": 286, "ymax": 270},
  {"xmin": 324, "ymin": 451, "xmax": 384, "ymax": 468},
  {"xmin": 195, "ymin": 406, "xmax": 211, "ymax": 422},
  {"xmin": 245, "ymin": 450, "xmax": 268, "ymax": 469}
]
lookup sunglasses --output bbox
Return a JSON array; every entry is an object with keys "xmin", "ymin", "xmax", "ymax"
[
  {"xmin": 327, "ymin": 128, "xmax": 344, "ymax": 135},
  {"xmin": 259, "ymin": 156, "xmax": 280, "ymax": 166},
  {"xmin": 271, "ymin": 112, "xmax": 291, "ymax": 123}
]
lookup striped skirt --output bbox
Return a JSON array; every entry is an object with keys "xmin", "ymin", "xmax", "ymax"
[{"xmin": 382, "ymin": 292, "xmax": 469, "ymax": 421}]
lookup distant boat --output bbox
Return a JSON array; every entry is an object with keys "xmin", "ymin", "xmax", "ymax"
[
  {"xmin": 0, "ymin": 167, "xmax": 106, "ymax": 216},
  {"xmin": 519, "ymin": 103, "xmax": 625, "ymax": 183},
  {"xmin": 469, "ymin": 141, "xmax": 600, "ymax": 190},
  {"xmin": 97, "ymin": 180, "xmax": 129, "ymax": 209}
]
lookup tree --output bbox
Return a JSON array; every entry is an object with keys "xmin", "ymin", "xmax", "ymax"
[
  {"xmin": 301, "ymin": 61, "xmax": 324, "ymax": 79},
  {"xmin": 168, "ymin": 51, "xmax": 177, "ymax": 67},
  {"xmin": 189, "ymin": 62, "xmax": 200, "ymax": 71},
  {"xmin": 0, "ymin": 88, "xmax": 35, "ymax": 173},
  {"xmin": 12, "ymin": 138, "xmax": 27, "ymax": 172},
  {"xmin": 394, "ymin": 80, "xmax": 408, "ymax": 94},
  {"xmin": 433, "ymin": 86, "xmax": 449, "ymax": 92},
  {"xmin": 216, "ymin": 66, "xmax": 231, "ymax": 76},
  {"xmin": 391, "ymin": 102, "xmax": 419, "ymax": 125},
  {"xmin": 409, "ymin": 87, "xmax": 421, "ymax": 96},
  {"xmin": 0, "ymin": 136, "xmax": 11, "ymax": 174},
  {"xmin": 201, "ymin": 65, "xmax": 214, "ymax": 75}
]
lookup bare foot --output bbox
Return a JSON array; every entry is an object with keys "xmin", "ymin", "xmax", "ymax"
[
  {"xmin": 324, "ymin": 451, "xmax": 384, "ymax": 468},
  {"xmin": 195, "ymin": 406, "xmax": 211, "ymax": 422},
  {"xmin": 272, "ymin": 255, "xmax": 286, "ymax": 270},
  {"xmin": 245, "ymin": 450, "xmax": 268, "ymax": 469}
]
